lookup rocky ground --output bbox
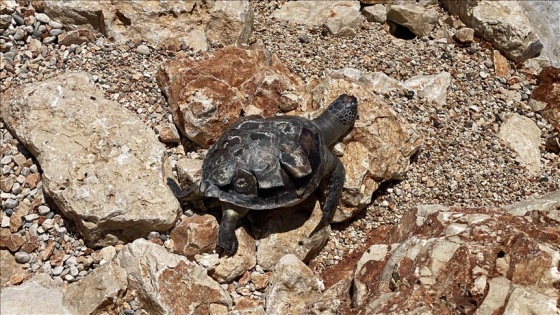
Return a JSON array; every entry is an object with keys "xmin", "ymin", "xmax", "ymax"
[{"xmin": 1, "ymin": 0, "xmax": 559, "ymax": 314}]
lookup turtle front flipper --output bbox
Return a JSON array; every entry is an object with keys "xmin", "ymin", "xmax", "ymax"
[
  {"xmin": 218, "ymin": 203, "xmax": 249, "ymax": 255},
  {"xmin": 311, "ymin": 151, "xmax": 345, "ymax": 235}
]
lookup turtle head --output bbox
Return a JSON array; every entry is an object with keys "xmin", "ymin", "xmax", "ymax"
[
  {"xmin": 327, "ymin": 94, "xmax": 358, "ymax": 126},
  {"xmin": 313, "ymin": 94, "xmax": 358, "ymax": 146}
]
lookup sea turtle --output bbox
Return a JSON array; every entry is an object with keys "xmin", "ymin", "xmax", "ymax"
[{"xmin": 173, "ymin": 94, "xmax": 358, "ymax": 255}]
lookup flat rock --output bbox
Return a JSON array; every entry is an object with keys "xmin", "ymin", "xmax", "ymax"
[
  {"xmin": 0, "ymin": 249, "xmax": 25, "ymax": 287},
  {"xmin": 170, "ymin": 214, "xmax": 219, "ymax": 259},
  {"xmin": 386, "ymin": 4, "xmax": 439, "ymax": 37},
  {"xmin": 156, "ymin": 46, "xmax": 305, "ymax": 148},
  {"xmin": 312, "ymin": 71, "xmax": 422, "ymax": 222},
  {"xmin": 63, "ymin": 262, "xmax": 128, "ymax": 315},
  {"xmin": 271, "ymin": 1, "xmax": 361, "ymax": 37},
  {"xmin": 116, "ymin": 239, "xmax": 231, "ymax": 314},
  {"xmin": 403, "ymin": 71, "xmax": 452, "ymax": 106},
  {"xmin": 256, "ymin": 197, "xmax": 331, "ymax": 270},
  {"xmin": 350, "ymin": 203, "xmax": 560, "ymax": 314},
  {"xmin": 1, "ymin": 72, "xmax": 180, "ymax": 247},
  {"xmin": 44, "ymin": 0, "xmax": 253, "ymax": 51},
  {"xmin": 266, "ymin": 254, "xmax": 322, "ymax": 315},
  {"xmin": 0, "ymin": 274, "xmax": 77, "ymax": 314},
  {"xmin": 441, "ymin": 0, "xmax": 543, "ymax": 63},
  {"xmin": 498, "ymin": 113, "xmax": 542, "ymax": 174}
]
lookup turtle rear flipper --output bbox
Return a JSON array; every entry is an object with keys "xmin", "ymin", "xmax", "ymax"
[{"xmin": 166, "ymin": 177, "xmax": 204, "ymax": 203}]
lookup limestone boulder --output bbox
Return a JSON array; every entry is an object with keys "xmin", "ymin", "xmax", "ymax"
[
  {"xmin": 63, "ymin": 262, "xmax": 128, "ymax": 315},
  {"xmin": 271, "ymin": 1, "xmax": 361, "ymax": 37},
  {"xmin": 210, "ymin": 227, "xmax": 256, "ymax": 283},
  {"xmin": 498, "ymin": 113, "xmax": 542, "ymax": 174},
  {"xmin": 1, "ymin": 72, "xmax": 180, "ymax": 247},
  {"xmin": 350, "ymin": 199, "xmax": 560, "ymax": 314},
  {"xmin": 0, "ymin": 274, "xmax": 77, "ymax": 315},
  {"xmin": 386, "ymin": 4, "xmax": 439, "ymax": 37},
  {"xmin": 266, "ymin": 254, "xmax": 322, "ymax": 315},
  {"xmin": 518, "ymin": 2, "xmax": 560, "ymax": 68},
  {"xmin": 156, "ymin": 46, "xmax": 305, "ymax": 148},
  {"xmin": 312, "ymin": 71, "xmax": 422, "ymax": 222},
  {"xmin": 531, "ymin": 66, "xmax": 560, "ymax": 132},
  {"xmin": 255, "ymin": 197, "xmax": 331, "ymax": 270},
  {"xmin": 116, "ymin": 239, "xmax": 232, "ymax": 314},
  {"xmin": 170, "ymin": 214, "xmax": 219, "ymax": 259},
  {"xmin": 441, "ymin": 0, "xmax": 542, "ymax": 63},
  {"xmin": 44, "ymin": 0, "xmax": 253, "ymax": 51},
  {"xmin": 362, "ymin": 4, "xmax": 387, "ymax": 24}
]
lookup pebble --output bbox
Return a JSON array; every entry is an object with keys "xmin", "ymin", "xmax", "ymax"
[
  {"xmin": 135, "ymin": 44, "xmax": 150, "ymax": 55},
  {"xmin": 4, "ymin": 198, "xmax": 19, "ymax": 209},
  {"xmin": 48, "ymin": 21, "xmax": 63, "ymax": 29},
  {"xmin": 14, "ymin": 251, "xmax": 31, "ymax": 263},
  {"xmin": 52, "ymin": 266, "xmax": 64, "ymax": 276},
  {"xmin": 35, "ymin": 13, "xmax": 51, "ymax": 24},
  {"xmin": 38, "ymin": 205, "xmax": 51, "ymax": 215}
]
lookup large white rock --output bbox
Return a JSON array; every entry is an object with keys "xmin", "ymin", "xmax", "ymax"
[
  {"xmin": 44, "ymin": 0, "xmax": 253, "ymax": 51},
  {"xmin": 116, "ymin": 239, "xmax": 232, "ymax": 314},
  {"xmin": 0, "ymin": 274, "xmax": 77, "ymax": 315},
  {"xmin": 1, "ymin": 72, "xmax": 180, "ymax": 247},
  {"xmin": 271, "ymin": 1, "xmax": 361, "ymax": 37},
  {"xmin": 498, "ymin": 113, "xmax": 542, "ymax": 174},
  {"xmin": 266, "ymin": 254, "xmax": 322, "ymax": 314},
  {"xmin": 63, "ymin": 262, "xmax": 128, "ymax": 314},
  {"xmin": 386, "ymin": 4, "xmax": 439, "ymax": 37},
  {"xmin": 441, "ymin": 0, "xmax": 543, "ymax": 63}
]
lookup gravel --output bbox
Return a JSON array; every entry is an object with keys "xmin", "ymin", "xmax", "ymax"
[{"xmin": 0, "ymin": 0, "xmax": 558, "ymax": 300}]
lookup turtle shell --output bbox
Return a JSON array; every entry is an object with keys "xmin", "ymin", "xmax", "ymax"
[{"xmin": 201, "ymin": 115, "xmax": 327, "ymax": 210}]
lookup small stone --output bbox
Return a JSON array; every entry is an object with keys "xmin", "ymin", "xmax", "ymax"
[
  {"xmin": 14, "ymin": 251, "xmax": 31, "ymax": 263},
  {"xmin": 35, "ymin": 13, "xmax": 50, "ymax": 24},
  {"xmin": 4, "ymin": 198, "xmax": 19, "ymax": 209},
  {"xmin": 49, "ymin": 29, "xmax": 63, "ymax": 36},
  {"xmin": 52, "ymin": 265, "xmax": 64, "ymax": 276},
  {"xmin": 13, "ymin": 28, "xmax": 25, "ymax": 41},
  {"xmin": 48, "ymin": 21, "xmax": 63, "ymax": 29},
  {"xmin": 135, "ymin": 44, "xmax": 150, "ymax": 55},
  {"xmin": 43, "ymin": 36, "xmax": 56, "ymax": 44},
  {"xmin": 69, "ymin": 265, "xmax": 79, "ymax": 277},
  {"xmin": 38, "ymin": 206, "xmax": 50, "ymax": 215},
  {"xmin": 455, "ymin": 28, "xmax": 475, "ymax": 43}
]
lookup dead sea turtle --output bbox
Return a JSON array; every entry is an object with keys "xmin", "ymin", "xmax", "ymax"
[{"xmin": 173, "ymin": 94, "xmax": 358, "ymax": 255}]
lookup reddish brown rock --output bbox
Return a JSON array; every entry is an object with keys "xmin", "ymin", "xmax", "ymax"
[
  {"xmin": 0, "ymin": 229, "xmax": 24, "ymax": 252},
  {"xmin": 57, "ymin": 30, "xmax": 95, "ymax": 46},
  {"xmin": 25, "ymin": 172, "xmax": 41, "ymax": 190},
  {"xmin": 156, "ymin": 46, "xmax": 305, "ymax": 148},
  {"xmin": 531, "ymin": 66, "xmax": 560, "ymax": 132},
  {"xmin": 9, "ymin": 201, "xmax": 31, "ymax": 233},
  {"xmin": 41, "ymin": 240, "xmax": 55, "ymax": 261},
  {"xmin": 492, "ymin": 50, "xmax": 510, "ymax": 78},
  {"xmin": 343, "ymin": 201, "xmax": 560, "ymax": 314},
  {"xmin": 170, "ymin": 214, "xmax": 219, "ymax": 259},
  {"xmin": 20, "ymin": 235, "xmax": 39, "ymax": 253}
]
